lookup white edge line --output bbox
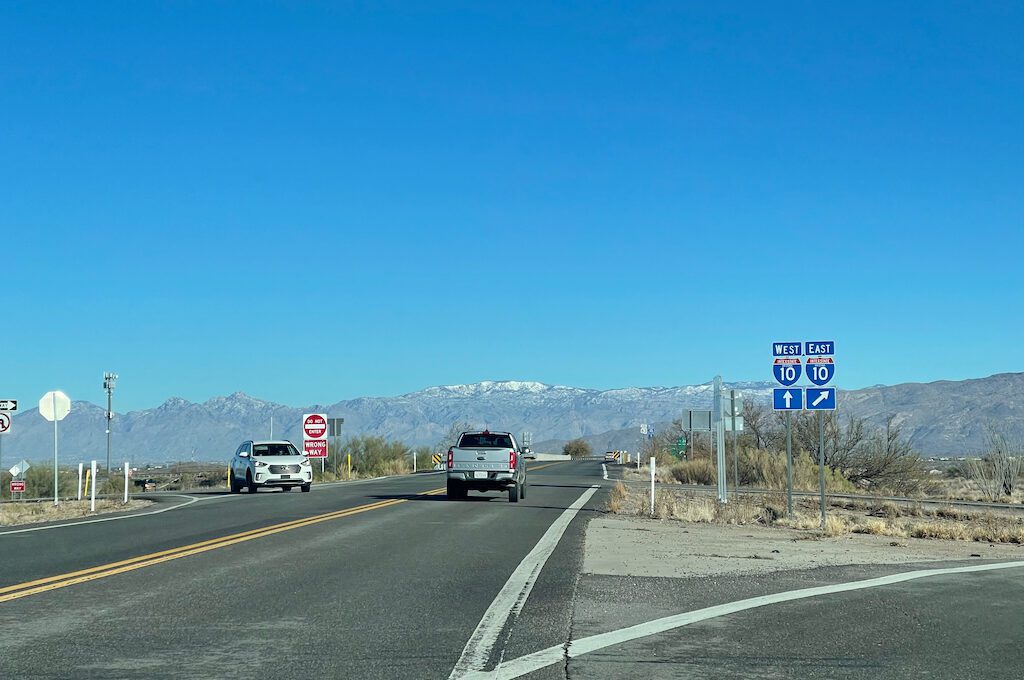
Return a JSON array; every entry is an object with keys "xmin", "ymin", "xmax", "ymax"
[
  {"xmin": 0, "ymin": 495, "xmax": 202, "ymax": 536},
  {"xmin": 448, "ymin": 484, "xmax": 601, "ymax": 679},
  {"xmin": 601, "ymin": 464, "xmax": 608, "ymax": 480},
  {"xmin": 490, "ymin": 559, "xmax": 1024, "ymax": 679}
]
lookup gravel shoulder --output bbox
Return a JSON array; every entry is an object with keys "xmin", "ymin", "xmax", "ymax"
[{"xmin": 584, "ymin": 515, "xmax": 1024, "ymax": 579}]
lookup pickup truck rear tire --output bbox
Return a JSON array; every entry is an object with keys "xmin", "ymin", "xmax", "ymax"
[
  {"xmin": 447, "ymin": 481, "xmax": 466, "ymax": 499},
  {"xmin": 508, "ymin": 485, "xmax": 519, "ymax": 503},
  {"xmin": 519, "ymin": 482, "xmax": 525, "ymax": 500}
]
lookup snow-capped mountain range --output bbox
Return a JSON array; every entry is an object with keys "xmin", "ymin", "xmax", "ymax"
[{"xmin": 3, "ymin": 374, "xmax": 1022, "ymax": 463}]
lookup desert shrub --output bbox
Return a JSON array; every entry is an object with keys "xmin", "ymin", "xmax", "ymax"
[
  {"xmin": 563, "ymin": 438, "xmax": 592, "ymax": 459},
  {"xmin": 344, "ymin": 435, "xmax": 416, "ymax": 477},
  {"xmin": 670, "ymin": 459, "xmax": 716, "ymax": 485},
  {"xmin": 739, "ymin": 449, "xmax": 855, "ymax": 493}
]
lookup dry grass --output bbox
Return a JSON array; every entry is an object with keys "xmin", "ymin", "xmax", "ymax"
[
  {"xmin": 608, "ymin": 482, "xmax": 629, "ymax": 514},
  {"xmin": 606, "ymin": 483, "xmax": 1024, "ymax": 545},
  {"xmin": 822, "ymin": 514, "xmax": 852, "ymax": 537},
  {"xmin": 0, "ymin": 499, "xmax": 152, "ymax": 526},
  {"xmin": 669, "ymin": 460, "xmax": 716, "ymax": 485}
]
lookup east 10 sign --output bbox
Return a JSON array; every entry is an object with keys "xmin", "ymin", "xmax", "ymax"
[
  {"xmin": 806, "ymin": 357, "xmax": 835, "ymax": 386},
  {"xmin": 772, "ymin": 358, "xmax": 802, "ymax": 386}
]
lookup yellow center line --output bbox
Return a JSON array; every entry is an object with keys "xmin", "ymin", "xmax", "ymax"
[
  {"xmin": 0, "ymin": 488, "xmax": 446, "ymax": 604},
  {"xmin": 526, "ymin": 462, "xmax": 564, "ymax": 472}
]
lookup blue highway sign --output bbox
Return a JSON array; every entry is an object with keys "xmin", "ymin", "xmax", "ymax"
[
  {"xmin": 806, "ymin": 357, "xmax": 835, "ymax": 386},
  {"xmin": 806, "ymin": 387, "xmax": 837, "ymax": 411},
  {"xmin": 772, "ymin": 342, "xmax": 802, "ymax": 357},
  {"xmin": 773, "ymin": 388, "xmax": 804, "ymax": 411},
  {"xmin": 772, "ymin": 358, "xmax": 802, "ymax": 386},
  {"xmin": 804, "ymin": 341, "xmax": 835, "ymax": 356}
]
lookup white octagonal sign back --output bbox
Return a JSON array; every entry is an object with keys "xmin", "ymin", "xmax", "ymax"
[{"xmin": 39, "ymin": 390, "xmax": 71, "ymax": 422}]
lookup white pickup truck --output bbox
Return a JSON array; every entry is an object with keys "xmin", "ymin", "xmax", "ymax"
[{"xmin": 446, "ymin": 430, "xmax": 527, "ymax": 502}]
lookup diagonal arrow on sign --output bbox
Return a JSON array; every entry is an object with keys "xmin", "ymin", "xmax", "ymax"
[{"xmin": 811, "ymin": 390, "xmax": 829, "ymax": 407}]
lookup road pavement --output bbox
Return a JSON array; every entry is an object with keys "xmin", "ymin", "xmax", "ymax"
[{"xmin": 1, "ymin": 459, "xmax": 1021, "ymax": 679}]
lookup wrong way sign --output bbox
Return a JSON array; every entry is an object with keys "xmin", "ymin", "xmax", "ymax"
[{"xmin": 303, "ymin": 413, "xmax": 328, "ymax": 458}]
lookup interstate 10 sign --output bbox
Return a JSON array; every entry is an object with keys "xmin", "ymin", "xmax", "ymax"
[
  {"xmin": 772, "ymin": 358, "xmax": 802, "ymax": 386},
  {"xmin": 806, "ymin": 356, "xmax": 835, "ymax": 386}
]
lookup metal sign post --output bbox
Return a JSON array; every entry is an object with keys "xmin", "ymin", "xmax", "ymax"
[
  {"xmin": 728, "ymin": 390, "xmax": 742, "ymax": 496},
  {"xmin": 39, "ymin": 391, "xmax": 71, "ymax": 505},
  {"xmin": 785, "ymin": 411, "xmax": 793, "ymax": 515},
  {"xmin": 0, "ymin": 410, "xmax": 9, "ymax": 507},
  {"xmin": 328, "ymin": 418, "xmax": 345, "ymax": 478},
  {"xmin": 713, "ymin": 376, "xmax": 727, "ymax": 503},
  {"xmin": 772, "ymin": 341, "xmax": 837, "ymax": 524}
]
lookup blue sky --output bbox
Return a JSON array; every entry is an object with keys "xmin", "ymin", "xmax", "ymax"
[{"xmin": 4, "ymin": 2, "xmax": 1022, "ymax": 411}]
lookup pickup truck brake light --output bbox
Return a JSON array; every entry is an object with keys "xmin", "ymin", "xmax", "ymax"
[
  {"xmin": 447, "ymin": 448, "xmax": 454, "ymax": 469},
  {"xmin": 509, "ymin": 450, "xmax": 517, "ymax": 470}
]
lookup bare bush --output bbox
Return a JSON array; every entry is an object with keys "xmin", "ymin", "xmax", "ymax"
[
  {"xmin": 966, "ymin": 430, "xmax": 1023, "ymax": 501},
  {"xmin": 563, "ymin": 438, "xmax": 592, "ymax": 459}
]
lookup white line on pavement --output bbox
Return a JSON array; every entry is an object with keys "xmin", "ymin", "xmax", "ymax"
[
  {"xmin": 487, "ymin": 559, "xmax": 1024, "ymax": 679},
  {"xmin": 448, "ymin": 484, "xmax": 600, "ymax": 679},
  {"xmin": 602, "ymin": 464, "xmax": 608, "ymax": 480},
  {"xmin": 0, "ymin": 495, "xmax": 203, "ymax": 536}
]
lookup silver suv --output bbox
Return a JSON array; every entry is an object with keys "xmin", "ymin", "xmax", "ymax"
[{"xmin": 230, "ymin": 440, "xmax": 312, "ymax": 493}]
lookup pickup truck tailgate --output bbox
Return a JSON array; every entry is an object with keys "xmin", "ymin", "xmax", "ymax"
[{"xmin": 450, "ymin": 447, "xmax": 512, "ymax": 471}]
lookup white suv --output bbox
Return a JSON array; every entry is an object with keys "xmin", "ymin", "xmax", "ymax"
[{"xmin": 230, "ymin": 440, "xmax": 312, "ymax": 493}]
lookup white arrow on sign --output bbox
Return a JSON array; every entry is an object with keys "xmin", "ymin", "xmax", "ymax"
[
  {"xmin": 783, "ymin": 391, "xmax": 793, "ymax": 408},
  {"xmin": 0, "ymin": 400, "xmax": 17, "ymax": 411},
  {"xmin": 811, "ymin": 390, "xmax": 829, "ymax": 407}
]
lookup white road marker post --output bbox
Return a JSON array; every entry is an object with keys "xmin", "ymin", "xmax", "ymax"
[
  {"xmin": 77, "ymin": 463, "xmax": 84, "ymax": 500},
  {"xmin": 123, "ymin": 461, "xmax": 129, "ymax": 504},
  {"xmin": 90, "ymin": 460, "xmax": 97, "ymax": 512},
  {"xmin": 650, "ymin": 456, "xmax": 656, "ymax": 516}
]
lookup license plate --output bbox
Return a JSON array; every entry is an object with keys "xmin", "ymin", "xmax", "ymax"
[
  {"xmin": 473, "ymin": 471, "xmax": 488, "ymax": 479},
  {"xmin": 280, "ymin": 475, "xmax": 291, "ymax": 480}
]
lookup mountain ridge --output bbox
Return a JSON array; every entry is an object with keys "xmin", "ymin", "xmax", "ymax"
[{"xmin": 3, "ymin": 374, "xmax": 1021, "ymax": 463}]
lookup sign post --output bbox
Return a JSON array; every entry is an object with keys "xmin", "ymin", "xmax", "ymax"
[
  {"xmin": 90, "ymin": 460, "xmax": 97, "ymax": 513},
  {"xmin": 39, "ymin": 391, "xmax": 72, "ymax": 505},
  {"xmin": 302, "ymin": 414, "xmax": 329, "ymax": 479},
  {"xmin": 327, "ymin": 418, "xmax": 345, "ymax": 479},
  {"xmin": 0, "ymin": 410, "xmax": 10, "ymax": 507},
  {"xmin": 771, "ymin": 341, "xmax": 837, "ymax": 524},
  {"xmin": 712, "ymin": 376, "xmax": 727, "ymax": 504}
]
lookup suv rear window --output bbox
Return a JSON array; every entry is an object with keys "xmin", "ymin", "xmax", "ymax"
[
  {"xmin": 458, "ymin": 433, "xmax": 514, "ymax": 448},
  {"xmin": 253, "ymin": 443, "xmax": 300, "ymax": 457}
]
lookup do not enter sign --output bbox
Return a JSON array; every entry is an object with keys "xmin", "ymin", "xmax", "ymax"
[
  {"xmin": 303, "ymin": 413, "xmax": 329, "ymax": 458},
  {"xmin": 303, "ymin": 414, "xmax": 327, "ymax": 439}
]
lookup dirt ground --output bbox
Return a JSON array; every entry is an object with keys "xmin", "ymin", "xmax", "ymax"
[
  {"xmin": 0, "ymin": 499, "xmax": 153, "ymax": 526},
  {"xmin": 584, "ymin": 515, "xmax": 1024, "ymax": 579}
]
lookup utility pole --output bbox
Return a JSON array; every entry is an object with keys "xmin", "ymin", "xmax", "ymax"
[{"xmin": 103, "ymin": 372, "xmax": 118, "ymax": 476}]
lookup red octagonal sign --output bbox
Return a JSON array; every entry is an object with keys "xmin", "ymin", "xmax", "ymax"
[
  {"xmin": 303, "ymin": 413, "xmax": 329, "ymax": 458},
  {"xmin": 303, "ymin": 414, "xmax": 327, "ymax": 439}
]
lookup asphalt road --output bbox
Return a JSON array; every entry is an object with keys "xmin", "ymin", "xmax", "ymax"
[
  {"xmin": 1, "ymin": 459, "xmax": 1022, "ymax": 679},
  {"xmin": 0, "ymin": 461, "xmax": 603, "ymax": 679}
]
